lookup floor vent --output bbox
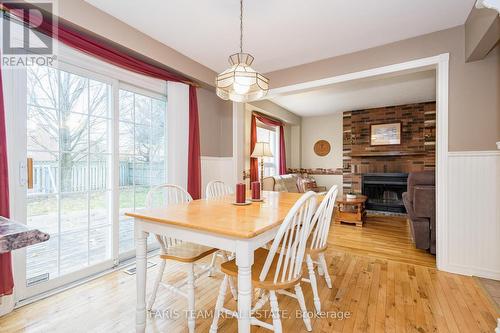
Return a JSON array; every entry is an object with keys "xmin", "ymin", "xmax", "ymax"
[
  {"xmin": 123, "ymin": 261, "xmax": 157, "ymax": 275},
  {"xmin": 27, "ymin": 273, "xmax": 50, "ymax": 287}
]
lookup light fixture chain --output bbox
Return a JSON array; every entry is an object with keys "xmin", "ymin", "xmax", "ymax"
[{"xmin": 240, "ymin": 0, "xmax": 243, "ymax": 53}]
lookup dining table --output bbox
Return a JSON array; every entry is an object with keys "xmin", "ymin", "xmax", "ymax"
[{"xmin": 125, "ymin": 190, "xmax": 305, "ymax": 333}]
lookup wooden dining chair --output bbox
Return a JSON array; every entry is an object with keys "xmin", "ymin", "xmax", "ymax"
[
  {"xmin": 146, "ymin": 184, "xmax": 217, "ymax": 333},
  {"xmin": 303, "ymin": 185, "xmax": 338, "ymax": 313},
  {"xmin": 205, "ymin": 180, "xmax": 237, "ymax": 300},
  {"xmin": 210, "ymin": 191, "xmax": 318, "ymax": 333}
]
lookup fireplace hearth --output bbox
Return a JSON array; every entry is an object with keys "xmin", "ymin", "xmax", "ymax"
[{"xmin": 361, "ymin": 173, "xmax": 408, "ymax": 213}]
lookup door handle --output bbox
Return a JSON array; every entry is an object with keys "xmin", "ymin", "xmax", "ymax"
[{"xmin": 27, "ymin": 157, "xmax": 33, "ymax": 189}]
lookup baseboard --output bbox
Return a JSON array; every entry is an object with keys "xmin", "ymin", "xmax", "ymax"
[{"xmin": 440, "ymin": 263, "xmax": 500, "ymax": 280}]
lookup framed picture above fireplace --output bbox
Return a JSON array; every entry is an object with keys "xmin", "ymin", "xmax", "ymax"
[{"xmin": 370, "ymin": 122, "xmax": 401, "ymax": 146}]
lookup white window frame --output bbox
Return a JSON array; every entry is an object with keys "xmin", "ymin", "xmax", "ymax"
[
  {"xmin": 6, "ymin": 40, "xmax": 168, "ymax": 301},
  {"xmin": 256, "ymin": 121, "xmax": 280, "ymax": 177}
]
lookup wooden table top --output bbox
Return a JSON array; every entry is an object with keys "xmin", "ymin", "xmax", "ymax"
[
  {"xmin": 125, "ymin": 191, "xmax": 306, "ymax": 239},
  {"xmin": 336, "ymin": 194, "xmax": 368, "ymax": 204}
]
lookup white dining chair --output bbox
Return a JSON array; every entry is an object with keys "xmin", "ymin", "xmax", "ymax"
[
  {"xmin": 205, "ymin": 180, "xmax": 237, "ymax": 300},
  {"xmin": 146, "ymin": 184, "xmax": 217, "ymax": 333},
  {"xmin": 205, "ymin": 180, "xmax": 233, "ymax": 199},
  {"xmin": 210, "ymin": 191, "xmax": 318, "ymax": 333},
  {"xmin": 303, "ymin": 185, "xmax": 338, "ymax": 313}
]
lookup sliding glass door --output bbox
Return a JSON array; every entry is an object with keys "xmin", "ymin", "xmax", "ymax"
[
  {"xmin": 25, "ymin": 65, "xmax": 113, "ymax": 285},
  {"xmin": 5, "ymin": 45, "xmax": 167, "ymax": 300},
  {"xmin": 118, "ymin": 89, "xmax": 167, "ymax": 256}
]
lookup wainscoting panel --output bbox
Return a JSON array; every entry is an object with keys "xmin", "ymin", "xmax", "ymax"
[
  {"xmin": 200, "ymin": 156, "xmax": 235, "ymax": 198},
  {"xmin": 447, "ymin": 151, "xmax": 500, "ymax": 279}
]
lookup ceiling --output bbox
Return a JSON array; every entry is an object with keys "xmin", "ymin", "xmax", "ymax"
[
  {"xmin": 85, "ymin": 0, "xmax": 474, "ymax": 73},
  {"xmin": 270, "ymin": 70, "xmax": 436, "ymax": 117}
]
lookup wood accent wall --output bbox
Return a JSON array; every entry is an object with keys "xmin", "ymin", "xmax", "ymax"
[{"xmin": 343, "ymin": 102, "xmax": 436, "ymax": 192}]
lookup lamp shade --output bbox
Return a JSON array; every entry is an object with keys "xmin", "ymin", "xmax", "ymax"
[
  {"xmin": 251, "ymin": 142, "xmax": 273, "ymax": 158},
  {"xmin": 216, "ymin": 53, "xmax": 269, "ymax": 103}
]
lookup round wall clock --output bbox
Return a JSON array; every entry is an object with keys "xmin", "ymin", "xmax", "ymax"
[{"xmin": 314, "ymin": 140, "xmax": 331, "ymax": 156}]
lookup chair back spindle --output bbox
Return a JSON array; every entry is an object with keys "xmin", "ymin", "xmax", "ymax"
[
  {"xmin": 145, "ymin": 184, "xmax": 193, "ymax": 251},
  {"xmin": 259, "ymin": 191, "xmax": 317, "ymax": 285},
  {"xmin": 206, "ymin": 180, "xmax": 233, "ymax": 199},
  {"xmin": 309, "ymin": 185, "xmax": 338, "ymax": 251}
]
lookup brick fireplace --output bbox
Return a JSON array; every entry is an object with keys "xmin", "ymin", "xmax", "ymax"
[{"xmin": 343, "ymin": 102, "xmax": 436, "ymax": 210}]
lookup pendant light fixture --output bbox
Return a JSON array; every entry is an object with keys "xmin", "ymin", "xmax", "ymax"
[{"xmin": 216, "ymin": 0, "xmax": 269, "ymax": 102}]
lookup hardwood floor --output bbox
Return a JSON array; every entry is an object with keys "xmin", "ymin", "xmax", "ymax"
[{"xmin": 0, "ymin": 216, "xmax": 497, "ymax": 333}]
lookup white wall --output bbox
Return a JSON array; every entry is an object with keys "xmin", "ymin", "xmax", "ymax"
[
  {"xmin": 300, "ymin": 113, "xmax": 343, "ymax": 191},
  {"xmin": 200, "ymin": 157, "xmax": 235, "ymax": 198}
]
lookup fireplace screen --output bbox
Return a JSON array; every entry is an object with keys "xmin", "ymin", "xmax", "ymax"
[{"xmin": 361, "ymin": 173, "xmax": 408, "ymax": 213}]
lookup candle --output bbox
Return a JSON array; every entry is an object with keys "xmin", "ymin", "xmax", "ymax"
[
  {"xmin": 251, "ymin": 181, "xmax": 261, "ymax": 200},
  {"xmin": 236, "ymin": 183, "xmax": 246, "ymax": 203}
]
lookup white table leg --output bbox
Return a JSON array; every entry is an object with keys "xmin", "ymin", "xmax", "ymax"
[
  {"xmin": 135, "ymin": 224, "xmax": 149, "ymax": 333},
  {"xmin": 235, "ymin": 241, "xmax": 254, "ymax": 333}
]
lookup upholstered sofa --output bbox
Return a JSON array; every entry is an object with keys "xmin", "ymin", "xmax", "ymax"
[
  {"xmin": 262, "ymin": 174, "xmax": 326, "ymax": 193},
  {"xmin": 402, "ymin": 171, "xmax": 436, "ymax": 254}
]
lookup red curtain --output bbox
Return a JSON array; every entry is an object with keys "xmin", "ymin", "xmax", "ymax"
[
  {"xmin": 3, "ymin": 4, "xmax": 202, "ymax": 198},
  {"xmin": 0, "ymin": 53, "xmax": 14, "ymax": 297},
  {"xmin": 187, "ymin": 86, "xmax": 201, "ymax": 199},
  {"xmin": 250, "ymin": 113, "xmax": 287, "ymax": 183}
]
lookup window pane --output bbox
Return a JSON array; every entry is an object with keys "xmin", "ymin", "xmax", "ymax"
[
  {"xmin": 119, "ymin": 90, "xmax": 134, "ymax": 122},
  {"xmin": 90, "ymin": 191, "xmax": 110, "ymax": 228},
  {"xmin": 119, "ymin": 187, "xmax": 134, "ymax": 254},
  {"xmin": 150, "ymin": 161, "xmax": 166, "ymax": 187},
  {"xmin": 26, "ymin": 236, "xmax": 59, "ymax": 281},
  {"xmin": 118, "ymin": 90, "xmax": 166, "ymax": 255},
  {"xmin": 135, "ymin": 94, "xmax": 151, "ymax": 125},
  {"xmin": 60, "ymin": 71, "xmax": 88, "ymax": 114},
  {"xmin": 119, "ymin": 216, "xmax": 134, "ymax": 254},
  {"xmin": 60, "ymin": 112, "xmax": 88, "ymax": 154},
  {"xmin": 134, "ymin": 160, "xmax": 150, "ymax": 187},
  {"xmin": 60, "ymin": 230, "xmax": 88, "ymax": 275},
  {"xmin": 119, "ymin": 121, "xmax": 134, "ymax": 155},
  {"xmin": 60, "ymin": 154, "xmax": 88, "ymax": 193},
  {"xmin": 27, "ymin": 106, "xmax": 59, "ymax": 152},
  {"xmin": 27, "ymin": 66, "xmax": 58, "ymax": 109},
  {"xmin": 152, "ymin": 99, "xmax": 166, "ymax": 127},
  {"xmin": 89, "ymin": 154, "xmax": 110, "ymax": 191},
  {"xmin": 27, "ymin": 194, "xmax": 58, "ymax": 235},
  {"xmin": 134, "ymin": 186, "xmax": 149, "ymax": 210},
  {"xmin": 151, "ymin": 125, "xmax": 165, "ymax": 158},
  {"xmin": 26, "ymin": 194, "xmax": 59, "ymax": 281},
  {"xmin": 60, "ymin": 193, "xmax": 88, "ymax": 233},
  {"xmin": 90, "ymin": 226, "xmax": 111, "ymax": 264},
  {"xmin": 135, "ymin": 124, "xmax": 151, "ymax": 160},
  {"xmin": 89, "ymin": 80, "xmax": 110, "ymax": 118},
  {"xmin": 119, "ymin": 156, "xmax": 134, "ymax": 188},
  {"xmin": 28, "ymin": 151, "xmax": 58, "ymax": 195},
  {"xmin": 89, "ymin": 116, "xmax": 110, "ymax": 154}
]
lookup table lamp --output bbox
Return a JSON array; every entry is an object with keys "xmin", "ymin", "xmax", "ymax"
[{"xmin": 251, "ymin": 142, "xmax": 273, "ymax": 192}]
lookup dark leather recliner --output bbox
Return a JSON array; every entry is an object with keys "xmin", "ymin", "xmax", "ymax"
[{"xmin": 402, "ymin": 171, "xmax": 436, "ymax": 254}]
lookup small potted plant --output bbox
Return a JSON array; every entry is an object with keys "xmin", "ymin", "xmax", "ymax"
[{"xmin": 346, "ymin": 189, "xmax": 357, "ymax": 200}]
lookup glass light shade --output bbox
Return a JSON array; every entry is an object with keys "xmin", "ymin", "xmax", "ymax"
[
  {"xmin": 216, "ymin": 53, "xmax": 269, "ymax": 103},
  {"xmin": 251, "ymin": 142, "xmax": 273, "ymax": 158}
]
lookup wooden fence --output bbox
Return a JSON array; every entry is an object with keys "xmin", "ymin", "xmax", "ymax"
[{"xmin": 32, "ymin": 160, "xmax": 163, "ymax": 193}]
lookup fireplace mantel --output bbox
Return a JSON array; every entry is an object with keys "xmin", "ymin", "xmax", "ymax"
[{"xmin": 350, "ymin": 151, "xmax": 426, "ymax": 157}]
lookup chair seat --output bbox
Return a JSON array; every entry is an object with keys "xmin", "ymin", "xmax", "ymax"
[
  {"xmin": 221, "ymin": 248, "xmax": 302, "ymax": 290},
  {"xmin": 160, "ymin": 242, "xmax": 217, "ymax": 263}
]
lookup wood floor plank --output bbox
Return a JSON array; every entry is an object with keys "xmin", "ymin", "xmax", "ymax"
[{"xmin": 0, "ymin": 216, "xmax": 497, "ymax": 333}]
